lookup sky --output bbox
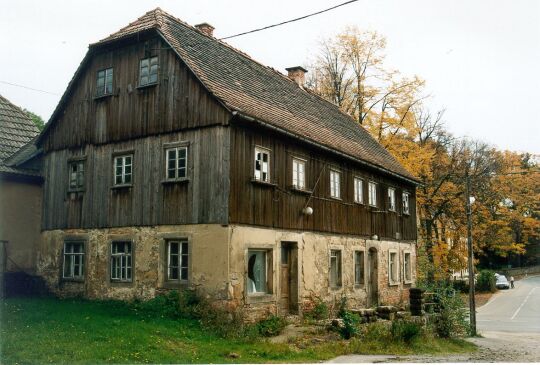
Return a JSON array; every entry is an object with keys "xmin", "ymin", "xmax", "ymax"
[{"xmin": 1, "ymin": 0, "xmax": 539, "ymax": 154}]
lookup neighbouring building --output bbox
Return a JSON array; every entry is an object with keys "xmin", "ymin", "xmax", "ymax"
[
  {"xmin": 0, "ymin": 94, "xmax": 42, "ymax": 279},
  {"xmin": 35, "ymin": 8, "xmax": 419, "ymax": 317}
]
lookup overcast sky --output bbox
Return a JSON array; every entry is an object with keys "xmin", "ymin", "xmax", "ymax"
[{"xmin": 1, "ymin": 0, "xmax": 539, "ymax": 153}]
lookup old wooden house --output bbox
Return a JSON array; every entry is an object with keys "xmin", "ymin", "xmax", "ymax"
[{"xmin": 36, "ymin": 8, "xmax": 419, "ymax": 316}]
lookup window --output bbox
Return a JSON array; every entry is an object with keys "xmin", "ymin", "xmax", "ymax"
[
  {"xmin": 330, "ymin": 249, "xmax": 342, "ymax": 288},
  {"xmin": 114, "ymin": 155, "xmax": 133, "ymax": 185},
  {"xmin": 139, "ymin": 56, "xmax": 158, "ymax": 86},
  {"xmin": 96, "ymin": 68, "xmax": 113, "ymax": 96},
  {"xmin": 247, "ymin": 250, "xmax": 269, "ymax": 294},
  {"xmin": 111, "ymin": 241, "xmax": 132, "ymax": 282},
  {"xmin": 166, "ymin": 147, "xmax": 188, "ymax": 180},
  {"xmin": 403, "ymin": 192, "xmax": 410, "ymax": 215},
  {"xmin": 354, "ymin": 177, "xmax": 364, "ymax": 204},
  {"xmin": 389, "ymin": 251, "xmax": 398, "ymax": 284},
  {"xmin": 63, "ymin": 241, "xmax": 84, "ymax": 279},
  {"xmin": 330, "ymin": 170, "xmax": 341, "ymax": 199},
  {"xmin": 167, "ymin": 240, "xmax": 188, "ymax": 281},
  {"xmin": 354, "ymin": 250, "xmax": 365, "ymax": 286},
  {"xmin": 368, "ymin": 181, "xmax": 377, "ymax": 207},
  {"xmin": 292, "ymin": 158, "xmax": 306, "ymax": 189},
  {"xmin": 388, "ymin": 187, "xmax": 396, "ymax": 211},
  {"xmin": 404, "ymin": 252, "xmax": 412, "ymax": 282},
  {"xmin": 254, "ymin": 147, "xmax": 270, "ymax": 182},
  {"xmin": 68, "ymin": 160, "xmax": 85, "ymax": 191}
]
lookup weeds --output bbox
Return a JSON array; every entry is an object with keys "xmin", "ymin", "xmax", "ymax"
[{"xmin": 256, "ymin": 315, "xmax": 287, "ymax": 337}]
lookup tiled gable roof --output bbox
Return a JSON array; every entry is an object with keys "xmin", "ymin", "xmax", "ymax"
[
  {"xmin": 99, "ymin": 8, "xmax": 417, "ymax": 183},
  {"xmin": 0, "ymin": 94, "xmax": 41, "ymax": 176}
]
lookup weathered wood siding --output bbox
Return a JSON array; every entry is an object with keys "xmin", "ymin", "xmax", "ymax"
[
  {"xmin": 41, "ymin": 35, "xmax": 230, "ymax": 152},
  {"xmin": 229, "ymin": 123, "xmax": 417, "ymax": 240},
  {"xmin": 42, "ymin": 127, "xmax": 229, "ymax": 229}
]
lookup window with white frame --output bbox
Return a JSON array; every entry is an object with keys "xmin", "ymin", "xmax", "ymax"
[
  {"xmin": 247, "ymin": 249, "xmax": 269, "ymax": 294},
  {"xmin": 402, "ymin": 192, "xmax": 410, "ymax": 215},
  {"xmin": 388, "ymin": 187, "xmax": 396, "ymax": 211},
  {"xmin": 354, "ymin": 250, "xmax": 365, "ymax": 286},
  {"xmin": 254, "ymin": 147, "xmax": 270, "ymax": 182},
  {"xmin": 389, "ymin": 251, "xmax": 398, "ymax": 284},
  {"xmin": 404, "ymin": 252, "xmax": 412, "ymax": 282},
  {"xmin": 111, "ymin": 241, "xmax": 132, "ymax": 282},
  {"xmin": 96, "ymin": 68, "xmax": 113, "ymax": 96},
  {"xmin": 68, "ymin": 160, "xmax": 85, "ymax": 191},
  {"xmin": 354, "ymin": 177, "xmax": 364, "ymax": 204},
  {"xmin": 330, "ymin": 170, "xmax": 341, "ymax": 199},
  {"xmin": 330, "ymin": 249, "xmax": 342, "ymax": 288},
  {"xmin": 139, "ymin": 56, "xmax": 158, "ymax": 86},
  {"xmin": 114, "ymin": 155, "xmax": 133, "ymax": 185},
  {"xmin": 63, "ymin": 241, "xmax": 84, "ymax": 279},
  {"xmin": 167, "ymin": 240, "xmax": 188, "ymax": 281},
  {"xmin": 292, "ymin": 158, "xmax": 306, "ymax": 190},
  {"xmin": 368, "ymin": 181, "xmax": 377, "ymax": 206},
  {"xmin": 166, "ymin": 147, "xmax": 188, "ymax": 180}
]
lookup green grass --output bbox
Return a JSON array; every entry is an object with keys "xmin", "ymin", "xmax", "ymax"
[{"xmin": 0, "ymin": 297, "xmax": 475, "ymax": 364}]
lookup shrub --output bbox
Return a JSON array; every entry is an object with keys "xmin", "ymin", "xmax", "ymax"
[
  {"xmin": 131, "ymin": 290, "xmax": 181, "ymax": 318},
  {"xmin": 435, "ymin": 291, "xmax": 469, "ymax": 338},
  {"xmin": 451, "ymin": 280, "xmax": 470, "ymax": 293},
  {"xmin": 476, "ymin": 270, "xmax": 496, "ymax": 293},
  {"xmin": 339, "ymin": 310, "xmax": 361, "ymax": 339},
  {"xmin": 304, "ymin": 298, "xmax": 329, "ymax": 320},
  {"xmin": 391, "ymin": 320, "xmax": 422, "ymax": 344},
  {"xmin": 256, "ymin": 315, "xmax": 287, "ymax": 337}
]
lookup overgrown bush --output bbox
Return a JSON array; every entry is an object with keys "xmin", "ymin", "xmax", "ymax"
[
  {"xmin": 390, "ymin": 320, "xmax": 422, "ymax": 344},
  {"xmin": 476, "ymin": 270, "xmax": 496, "ymax": 292},
  {"xmin": 131, "ymin": 290, "xmax": 181, "ymax": 318},
  {"xmin": 340, "ymin": 310, "xmax": 361, "ymax": 339},
  {"xmin": 303, "ymin": 298, "xmax": 329, "ymax": 320},
  {"xmin": 256, "ymin": 315, "xmax": 287, "ymax": 337},
  {"xmin": 434, "ymin": 291, "xmax": 469, "ymax": 338},
  {"xmin": 451, "ymin": 280, "xmax": 470, "ymax": 293}
]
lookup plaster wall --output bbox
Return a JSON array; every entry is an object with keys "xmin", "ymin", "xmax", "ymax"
[{"xmin": 0, "ymin": 179, "xmax": 42, "ymax": 273}]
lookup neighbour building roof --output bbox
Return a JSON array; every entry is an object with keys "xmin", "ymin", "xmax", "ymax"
[
  {"xmin": 0, "ymin": 94, "xmax": 41, "ymax": 177},
  {"xmin": 50, "ymin": 8, "xmax": 418, "ymax": 183}
]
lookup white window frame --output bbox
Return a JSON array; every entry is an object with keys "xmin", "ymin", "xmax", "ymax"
[
  {"xmin": 166, "ymin": 240, "xmax": 189, "ymax": 282},
  {"xmin": 96, "ymin": 67, "xmax": 113, "ymax": 96},
  {"xmin": 113, "ymin": 154, "xmax": 133, "ymax": 186},
  {"xmin": 254, "ymin": 146, "xmax": 271, "ymax": 182},
  {"xmin": 247, "ymin": 249, "xmax": 271, "ymax": 295},
  {"xmin": 368, "ymin": 181, "xmax": 378, "ymax": 207},
  {"xmin": 388, "ymin": 249, "xmax": 399, "ymax": 285},
  {"xmin": 68, "ymin": 160, "xmax": 85, "ymax": 191},
  {"xmin": 139, "ymin": 56, "xmax": 158, "ymax": 86},
  {"xmin": 354, "ymin": 177, "xmax": 364, "ymax": 204},
  {"xmin": 165, "ymin": 146, "xmax": 188, "ymax": 181},
  {"xmin": 62, "ymin": 241, "xmax": 85, "ymax": 280},
  {"xmin": 111, "ymin": 241, "xmax": 132, "ymax": 282},
  {"xmin": 329, "ymin": 249, "xmax": 343, "ymax": 288},
  {"xmin": 329, "ymin": 169, "xmax": 341, "ymax": 199},
  {"xmin": 388, "ymin": 187, "xmax": 396, "ymax": 212},
  {"xmin": 402, "ymin": 192, "xmax": 410, "ymax": 215},
  {"xmin": 292, "ymin": 157, "xmax": 306, "ymax": 190},
  {"xmin": 354, "ymin": 250, "xmax": 365, "ymax": 287},
  {"xmin": 403, "ymin": 251, "xmax": 412, "ymax": 283}
]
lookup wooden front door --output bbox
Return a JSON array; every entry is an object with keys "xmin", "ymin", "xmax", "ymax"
[
  {"xmin": 367, "ymin": 247, "xmax": 378, "ymax": 307},
  {"xmin": 280, "ymin": 243, "xmax": 298, "ymax": 314}
]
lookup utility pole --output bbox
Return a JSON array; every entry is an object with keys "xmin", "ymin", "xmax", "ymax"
[{"xmin": 466, "ymin": 172, "xmax": 476, "ymax": 336}]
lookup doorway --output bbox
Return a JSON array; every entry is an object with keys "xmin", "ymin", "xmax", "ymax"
[
  {"xmin": 280, "ymin": 242, "xmax": 298, "ymax": 314},
  {"xmin": 367, "ymin": 247, "xmax": 378, "ymax": 307}
]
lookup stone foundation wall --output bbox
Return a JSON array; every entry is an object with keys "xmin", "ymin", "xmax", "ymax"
[{"xmin": 38, "ymin": 224, "xmax": 416, "ymax": 320}]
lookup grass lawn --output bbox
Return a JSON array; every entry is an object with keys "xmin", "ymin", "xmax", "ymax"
[{"xmin": 1, "ymin": 297, "xmax": 476, "ymax": 364}]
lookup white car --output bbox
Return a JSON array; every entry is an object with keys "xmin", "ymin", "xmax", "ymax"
[{"xmin": 496, "ymin": 275, "xmax": 510, "ymax": 289}]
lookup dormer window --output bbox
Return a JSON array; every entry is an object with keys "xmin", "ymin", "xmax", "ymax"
[
  {"xmin": 96, "ymin": 68, "xmax": 113, "ymax": 97},
  {"xmin": 254, "ymin": 147, "xmax": 270, "ymax": 182},
  {"xmin": 139, "ymin": 56, "xmax": 158, "ymax": 86}
]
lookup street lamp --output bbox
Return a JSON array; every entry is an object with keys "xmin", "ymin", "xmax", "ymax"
[{"xmin": 466, "ymin": 173, "xmax": 476, "ymax": 336}]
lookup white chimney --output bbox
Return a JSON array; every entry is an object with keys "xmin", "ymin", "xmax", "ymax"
[
  {"xmin": 286, "ymin": 66, "xmax": 308, "ymax": 87},
  {"xmin": 195, "ymin": 23, "xmax": 215, "ymax": 37}
]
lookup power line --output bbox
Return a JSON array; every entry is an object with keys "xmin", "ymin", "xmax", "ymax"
[
  {"xmin": 219, "ymin": 0, "xmax": 359, "ymax": 40},
  {"xmin": 0, "ymin": 80, "xmax": 60, "ymax": 96}
]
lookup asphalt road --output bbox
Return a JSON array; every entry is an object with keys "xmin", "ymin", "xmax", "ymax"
[{"xmin": 477, "ymin": 275, "xmax": 540, "ymax": 333}]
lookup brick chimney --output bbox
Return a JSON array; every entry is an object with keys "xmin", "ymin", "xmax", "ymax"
[
  {"xmin": 286, "ymin": 66, "xmax": 308, "ymax": 87},
  {"xmin": 195, "ymin": 23, "xmax": 215, "ymax": 37}
]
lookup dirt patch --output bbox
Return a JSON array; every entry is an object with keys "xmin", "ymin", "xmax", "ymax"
[{"xmin": 459, "ymin": 292, "xmax": 493, "ymax": 307}]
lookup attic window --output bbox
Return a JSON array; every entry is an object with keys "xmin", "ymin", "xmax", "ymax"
[
  {"xmin": 96, "ymin": 68, "xmax": 113, "ymax": 97},
  {"xmin": 139, "ymin": 56, "xmax": 158, "ymax": 86}
]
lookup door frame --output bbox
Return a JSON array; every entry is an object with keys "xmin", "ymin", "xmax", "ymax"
[
  {"xmin": 367, "ymin": 247, "xmax": 379, "ymax": 307},
  {"xmin": 279, "ymin": 241, "xmax": 299, "ymax": 315}
]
